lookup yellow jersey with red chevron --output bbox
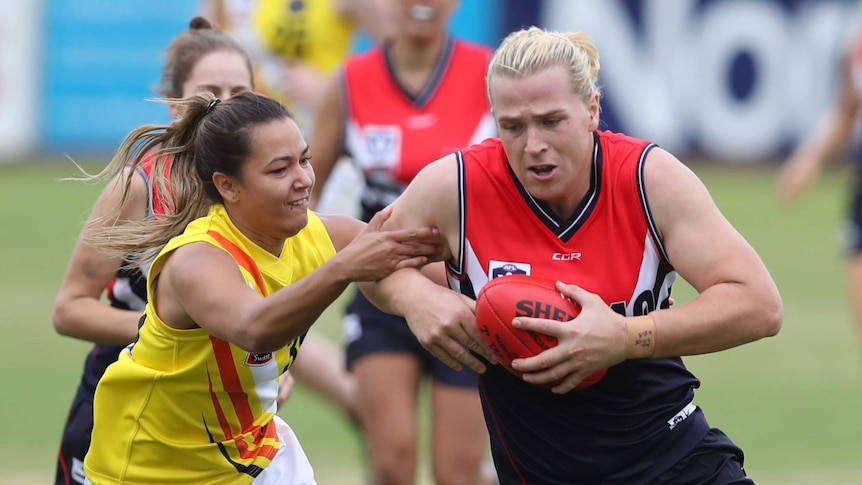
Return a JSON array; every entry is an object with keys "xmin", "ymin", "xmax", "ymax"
[{"xmin": 84, "ymin": 204, "xmax": 336, "ymax": 485}]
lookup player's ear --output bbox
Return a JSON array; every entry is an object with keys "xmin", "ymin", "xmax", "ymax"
[
  {"xmin": 587, "ymin": 93, "xmax": 600, "ymax": 130},
  {"xmin": 212, "ymin": 172, "xmax": 239, "ymax": 203}
]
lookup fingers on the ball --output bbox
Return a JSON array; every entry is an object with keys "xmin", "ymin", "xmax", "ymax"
[
  {"xmin": 556, "ymin": 280, "xmax": 587, "ymax": 301},
  {"xmin": 469, "ymin": 340, "xmax": 496, "ymax": 364},
  {"xmin": 512, "ymin": 316, "xmax": 555, "ymax": 336}
]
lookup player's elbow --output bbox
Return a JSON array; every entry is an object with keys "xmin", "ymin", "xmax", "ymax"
[
  {"xmin": 756, "ymin": 291, "xmax": 783, "ymax": 339},
  {"xmin": 238, "ymin": 320, "xmax": 297, "ymax": 354},
  {"xmin": 52, "ymin": 300, "xmax": 76, "ymax": 337},
  {"xmin": 235, "ymin": 326, "xmax": 275, "ymax": 353}
]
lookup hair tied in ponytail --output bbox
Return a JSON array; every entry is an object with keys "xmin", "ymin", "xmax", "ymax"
[{"xmin": 205, "ymin": 98, "xmax": 221, "ymax": 114}]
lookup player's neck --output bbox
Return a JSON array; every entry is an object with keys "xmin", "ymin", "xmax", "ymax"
[{"xmin": 388, "ymin": 37, "xmax": 446, "ymax": 96}]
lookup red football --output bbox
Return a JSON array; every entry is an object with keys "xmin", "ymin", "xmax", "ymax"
[{"xmin": 475, "ymin": 274, "xmax": 606, "ymax": 390}]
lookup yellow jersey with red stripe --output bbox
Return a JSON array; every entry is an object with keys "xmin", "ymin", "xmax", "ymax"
[{"xmin": 84, "ymin": 204, "xmax": 336, "ymax": 485}]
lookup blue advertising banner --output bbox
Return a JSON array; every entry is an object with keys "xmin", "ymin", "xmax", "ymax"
[
  {"xmin": 541, "ymin": 0, "xmax": 862, "ymax": 161},
  {"xmin": 39, "ymin": 0, "xmax": 501, "ymax": 154},
  {"xmin": 40, "ymin": 0, "xmax": 201, "ymax": 152}
]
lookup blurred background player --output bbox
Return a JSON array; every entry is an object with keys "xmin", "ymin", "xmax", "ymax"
[
  {"xmin": 51, "ymin": 17, "xmax": 350, "ymax": 485},
  {"xmin": 776, "ymin": 27, "xmax": 862, "ymax": 353},
  {"xmin": 310, "ymin": 1, "xmax": 497, "ymax": 483},
  {"xmin": 200, "ymin": 0, "xmax": 392, "ymax": 122},
  {"xmin": 199, "ymin": 0, "xmax": 395, "ymax": 217}
]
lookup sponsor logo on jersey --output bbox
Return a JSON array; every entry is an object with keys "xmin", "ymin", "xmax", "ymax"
[
  {"xmin": 667, "ymin": 401, "xmax": 696, "ymax": 429},
  {"xmin": 246, "ymin": 352, "xmax": 273, "ymax": 366},
  {"xmin": 488, "ymin": 260, "xmax": 531, "ymax": 280},
  {"xmin": 552, "ymin": 252, "xmax": 582, "ymax": 261}
]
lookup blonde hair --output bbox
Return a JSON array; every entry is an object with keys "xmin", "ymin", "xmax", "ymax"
[
  {"xmin": 487, "ymin": 26, "xmax": 601, "ymax": 102},
  {"xmin": 79, "ymin": 91, "xmax": 293, "ymax": 267}
]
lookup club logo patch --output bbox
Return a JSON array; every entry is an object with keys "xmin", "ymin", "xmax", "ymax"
[{"xmin": 246, "ymin": 352, "xmax": 273, "ymax": 366}]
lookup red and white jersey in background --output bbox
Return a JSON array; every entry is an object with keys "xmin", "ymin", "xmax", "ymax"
[{"xmin": 340, "ymin": 37, "xmax": 495, "ymax": 215}]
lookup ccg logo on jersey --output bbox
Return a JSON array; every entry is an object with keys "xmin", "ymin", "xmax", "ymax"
[
  {"xmin": 488, "ymin": 260, "xmax": 531, "ymax": 280},
  {"xmin": 246, "ymin": 352, "xmax": 273, "ymax": 366}
]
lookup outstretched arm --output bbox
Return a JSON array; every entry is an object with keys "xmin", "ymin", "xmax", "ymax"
[
  {"xmin": 154, "ymin": 207, "xmax": 440, "ymax": 352},
  {"xmin": 777, "ymin": 42, "xmax": 860, "ymax": 204}
]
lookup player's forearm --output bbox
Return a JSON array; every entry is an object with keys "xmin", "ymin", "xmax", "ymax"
[
  {"xmin": 52, "ymin": 298, "xmax": 141, "ymax": 345},
  {"xmin": 242, "ymin": 259, "xmax": 353, "ymax": 351},
  {"xmin": 359, "ymin": 267, "xmax": 436, "ymax": 316},
  {"xmin": 648, "ymin": 280, "xmax": 782, "ymax": 358}
]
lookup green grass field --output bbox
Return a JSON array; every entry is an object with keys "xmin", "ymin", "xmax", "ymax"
[{"xmin": 1, "ymin": 159, "xmax": 861, "ymax": 484}]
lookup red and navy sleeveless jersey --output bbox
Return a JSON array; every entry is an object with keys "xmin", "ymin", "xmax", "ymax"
[
  {"xmin": 340, "ymin": 37, "xmax": 495, "ymax": 220},
  {"xmin": 78, "ymin": 155, "xmax": 166, "ymax": 395},
  {"xmin": 447, "ymin": 133, "xmax": 709, "ymax": 483}
]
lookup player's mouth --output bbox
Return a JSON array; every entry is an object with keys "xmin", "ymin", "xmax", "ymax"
[
  {"xmin": 409, "ymin": 5, "xmax": 435, "ymax": 21},
  {"xmin": 528, "ymin": 165, "xmax": 557, "ymax": 178},
  {"xmin": 287, "ymin": 197, "xmax": 309, "ymax": 208}
]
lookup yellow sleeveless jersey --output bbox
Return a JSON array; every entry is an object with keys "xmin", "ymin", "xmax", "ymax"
[
  {"xmin": 253, "ymin": 0, "xmax": 354, "ymax": 72},
  {"xmin": 84, "ymin": 204, "xmax": 336, "ymax": 485}
]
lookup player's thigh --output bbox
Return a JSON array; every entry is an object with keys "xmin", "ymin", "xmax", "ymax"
[
  {"xmin": 352, "ymin": 352, "xmax": 423, "ymax": 437},
  {"xmin": 846, "ymin": 254, "xmax": 862, "ymax": 304},
  {"xmin": 428, "ymin": 382, "xmax": 487, "ymax": 461}
]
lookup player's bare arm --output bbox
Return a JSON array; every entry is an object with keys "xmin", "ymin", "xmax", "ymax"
[
  {"xmin": 53, "ymin": 168, "xmax": 148, "ymax": 344},
  {"xmin": 155, "ymin": 208, "xmax": 440, "ymax": 353},
  {"xmin": 309, "ymin": 76, "xmax": 345, "ymax": 208},
  {"xmin": 361, "ymin": 153, "xmax": 495, "ymax": 371},
  {"xmin": 645, "ymin": 147, "xmax": 783, "ymax": 356}
]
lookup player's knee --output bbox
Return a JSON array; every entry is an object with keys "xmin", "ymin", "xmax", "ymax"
[
  {"xmin": 431, "ymin": 447, "xmax": 485, "ymax": 485},
  {"xmin": 369, "ymin": 438, "xmax": 417, "ymax": 484}
]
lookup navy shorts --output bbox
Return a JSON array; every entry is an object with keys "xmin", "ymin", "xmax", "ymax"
[
  {"xmin": 55, "ymin": 387, "xmax": 93, "ymax": 485},
  {"xmin": 843, "ymin": 177, "xmax": 862, "ymax": 253},
  {"xmin": 654, "ymin": 428, "xmax": 753, "ymax": 485},
  {"xmin": 343, "ymin": 291, "xmax": 478, "ymax": 388}
]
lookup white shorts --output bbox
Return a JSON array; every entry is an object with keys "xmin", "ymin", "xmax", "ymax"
[
  {"xmin": 253, "ymin": 415, "xmax": 317, "ymax": 485},
  {"xmin": 84, "ymin": 416, "xmax": 315, "ymax": 485}
]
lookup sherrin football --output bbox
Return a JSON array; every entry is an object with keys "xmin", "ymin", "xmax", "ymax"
[{"xmin": 475, "ymin": 274, "xmax": 606, "ymax": 390}]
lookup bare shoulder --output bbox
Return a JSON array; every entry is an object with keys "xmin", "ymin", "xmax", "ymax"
[
  {"xmin": 389, "ymin": 153, "xmax": 460, "ymax": 226},
  {"xmin": 641, "ymin": 147, "xmax": 721, "ymax": 239},
  {"xmin": 643, "ymin": 148, "xmax": 710, "ymax": 207},
  {"xmin": 90, "ymin": 165, "xmax": 149, "ymax": 222}
]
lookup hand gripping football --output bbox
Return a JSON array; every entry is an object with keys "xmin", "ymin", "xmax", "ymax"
[{"xmin": 475, "ymin": 275, "xmax": 606, "ymax": 389}]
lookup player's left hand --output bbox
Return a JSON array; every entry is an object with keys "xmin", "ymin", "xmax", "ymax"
[
  {"xmin": 510, "ymin": 281, "xmax": 627, "ymax": 394},
  {"xmin": 276, "ymin": 370, "xmax": 296, "ymax": 410},
  {"xmin": 404, "ymin": 284, "xmax": 495, "ymax": 373}
]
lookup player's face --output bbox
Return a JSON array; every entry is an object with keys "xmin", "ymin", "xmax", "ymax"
[
  {"xmin": 394, "ymin": 0, "xmax": 457, "ymax": 42},
  {"xmin": 182, "ymin": 49, "xmax": 253, "ymax": 100},
  {"xmin": 220, "ymin": 117, "xmax": 314, "ymax": 248},
  {"xmin": 490, "ymin": 64, "xmax": 599, "ymax": 220}
]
